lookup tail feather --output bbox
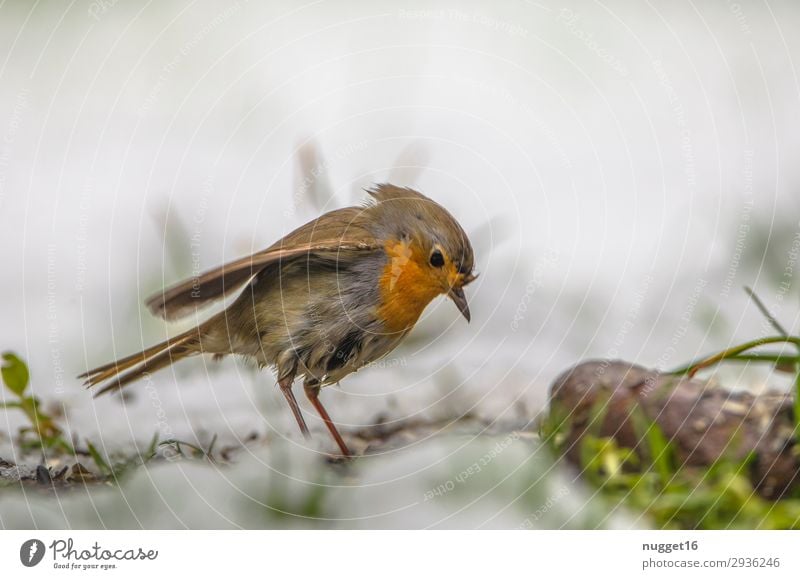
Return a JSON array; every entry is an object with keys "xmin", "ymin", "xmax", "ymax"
[
  {"xmin": 78, "ymin": 337, "xmax": 187, "ymax": 383},
  {"xmin": 92, "ymin": 347, "xmax": 194, "ymax": 397},
  {"xmin": 80, "ymin": 326, "xmax": 204, "ymax": 396}
]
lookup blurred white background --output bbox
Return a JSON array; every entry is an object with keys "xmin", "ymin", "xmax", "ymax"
[{"xmin": 1, "ymin": 0, "xmax": 800, "ymax": 503}]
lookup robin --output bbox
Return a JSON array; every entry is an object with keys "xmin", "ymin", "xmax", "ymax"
[{"xmin": 79, "ymin": 184, "xmax": 476, "ymax": 456}]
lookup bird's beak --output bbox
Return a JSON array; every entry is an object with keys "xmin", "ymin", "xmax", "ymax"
[{"xmin": 448, "ymin": 287, "xmax": 471, "ymax": 322}]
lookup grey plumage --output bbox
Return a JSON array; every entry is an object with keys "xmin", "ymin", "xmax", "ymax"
[{"xmin": 202, "ymin": 249, "xmax": 396, "ymax": 386}]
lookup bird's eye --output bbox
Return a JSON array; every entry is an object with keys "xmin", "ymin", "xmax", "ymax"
[{"xmin": 429, "ymin": 249, "xmax": 445, "ymax": 268}]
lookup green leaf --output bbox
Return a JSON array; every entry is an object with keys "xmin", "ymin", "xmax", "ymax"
[
  {"xmin": 145, "ymin": 432, "xmax": 160, "ymax": 460},
  {"xmin": 629, "ymin": 404, "xmax": 674, "ymax": 482},
  {"xmin": 87, "ymin": 440, "xmax": 113, "ymax": 476},
  {"xmin": 1, "ymin": 352, "xmax": 29, "ymax": 396},
  {"xmin": 795, "ymin": 371, "xmax": 800, "ymax": 439}
]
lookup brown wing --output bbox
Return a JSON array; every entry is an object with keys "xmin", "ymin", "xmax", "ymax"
[{"xmin": 146, "ymin": 206, "xmax": 378, "ymax": 320}]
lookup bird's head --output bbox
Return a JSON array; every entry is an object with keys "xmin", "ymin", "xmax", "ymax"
[{"xmin": 367, "ymin": 184, "xmax": 477, "ymax": 332}]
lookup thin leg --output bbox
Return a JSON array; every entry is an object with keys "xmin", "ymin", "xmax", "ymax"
[
  {"xmin": 304, "ymin": 381, "xmax": 351, "ymax": 457},
  {"xmin": 278, "ymin": 374, "xmax": 310, "ymax": 440}
]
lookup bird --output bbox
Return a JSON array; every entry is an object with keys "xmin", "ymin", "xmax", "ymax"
[{"xmin": 79, "ymin": 184, "xmax": 476, "ymax": 457}]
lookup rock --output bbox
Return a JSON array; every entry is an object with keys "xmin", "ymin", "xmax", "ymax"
[
  {"xmin": 35, "ymin": 465, "xmax": 52, "ymax": 485},
  {"xmin": 67, "ymin": 463, "xmax": 96, "ymax": 483},
  {"xmin": 1, "ymin": 457, "xmax": 102, "ymax": 487},
  {"xmin": 549, "ymin": 360, "xmax": 799, "ymax": 499},
  {"xmin": 0, "ymin": 457, "xmax": 37, "ymax": 483}
]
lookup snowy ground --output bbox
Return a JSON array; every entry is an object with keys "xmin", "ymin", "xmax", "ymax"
[{"xmin": 1, "ymin": 0, "xmax": 800, "ymax": 528}]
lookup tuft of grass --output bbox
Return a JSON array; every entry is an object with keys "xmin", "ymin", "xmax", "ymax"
[
  {"xmin": 86, "ymin": 440, "xmax": 114, "ymax": 477},
  {"xmin": 1, "ymin": 352, "xmax": 73, "ymax": 454},
  {"xmin": 1, "ymin": 351, "xmax": 202, "ymax": 486},
  {"xmin": 541, "ymin": 405, "xmax": 800, "ymax": 529},
  {"xmin": 158, "ymin": 438, "xmax": 217, "ymax": 462},
  {"xmin": 541, "ymin": 287, "xmax": 800, "ymax": 529}
]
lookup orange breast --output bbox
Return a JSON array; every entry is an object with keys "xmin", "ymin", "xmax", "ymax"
[{"xmin": 376, "ymin": 239, "xmax": 443, "ymax": 334}]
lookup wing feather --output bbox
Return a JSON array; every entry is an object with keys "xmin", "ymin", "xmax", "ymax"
[{"xmin": 146, "ymin": 206, "xmax": 377, "ymax": 320}]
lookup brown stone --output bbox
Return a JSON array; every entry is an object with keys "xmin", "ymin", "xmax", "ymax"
[{"xmin": 549, "ymin": 360, "xmax": 799, "ymax": 499}]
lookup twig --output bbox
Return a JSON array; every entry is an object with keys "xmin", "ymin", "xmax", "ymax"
[
  {"xmin": 745, "ymin": 286, "xmax": 790, "ymax": 337},
  {"xmin": 670, "ymin": 336, "xmax": 800, "ymax": 377}
]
